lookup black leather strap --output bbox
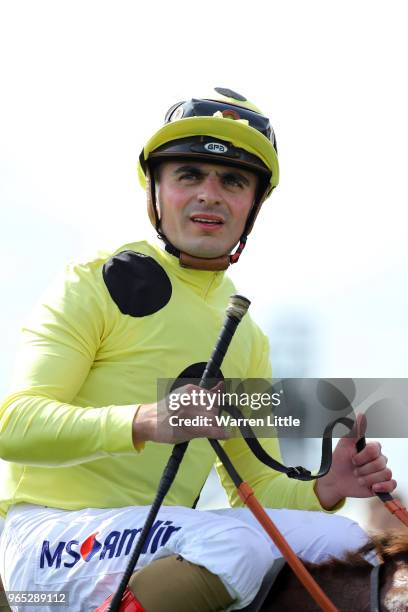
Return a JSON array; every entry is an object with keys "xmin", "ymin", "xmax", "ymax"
[
  {"xmin": 221, "ymin": 403, "xmax": 356, "ymax": 482},
  {"xmin": 370, "ymin": 563, "xmax": 383, "ymax": 612}
]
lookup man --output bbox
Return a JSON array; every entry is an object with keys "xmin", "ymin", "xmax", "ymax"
[{"xmin": 0, "ymin": 88, "xmax": 395, "ymax": 611}]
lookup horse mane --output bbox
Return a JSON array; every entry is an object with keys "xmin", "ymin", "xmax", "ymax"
[
  {"xmin": 305, "ymin": 531, "xmax": 408, "ymax": 572},
  {"xmin": 369, "ymin": 531, "xmax": 408, "ymax": 561}
]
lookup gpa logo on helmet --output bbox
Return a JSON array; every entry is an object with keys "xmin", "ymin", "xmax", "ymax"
[{"xmin": 204, "ymin": 142, "xmax": 228, "ymax": 154}]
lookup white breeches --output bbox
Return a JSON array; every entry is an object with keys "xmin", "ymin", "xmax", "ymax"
[{"xmin": 0, "ymin": 504, "xmax": 371, "ymax": 611}]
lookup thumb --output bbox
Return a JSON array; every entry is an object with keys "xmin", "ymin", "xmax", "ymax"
[{"xmin": 349, "ymin": 412, "xmax": 367, "ymax": 442}]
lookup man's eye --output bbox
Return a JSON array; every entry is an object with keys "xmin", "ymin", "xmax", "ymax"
[
  {"xmin": 223, "ymin": 175, "xmax": 244, "ymax": 188},
  {"xmin": 179, "ymin": 172, "xmax": 201, "ymax": 181}
]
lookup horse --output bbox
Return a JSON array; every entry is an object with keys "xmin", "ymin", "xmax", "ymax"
[{"xmin": 258, "ymin": 530, "xmax": 408, "ymax": 612}]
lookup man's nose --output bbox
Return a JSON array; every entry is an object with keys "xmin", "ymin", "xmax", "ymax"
[{"xmin": 197, "ymin": 174, "xmax": 223, "ymax": 205}]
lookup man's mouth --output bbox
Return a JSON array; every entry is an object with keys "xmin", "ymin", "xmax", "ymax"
[{"xmin": 190, "ymin": 214, "xmax": 225, "ymax": 227}]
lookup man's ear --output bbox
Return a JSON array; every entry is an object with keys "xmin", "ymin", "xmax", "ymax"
[
  {"xmin": 146, "ymin": 166, "xmax": 161, "ymax": 230},
  {"xmin": 153, "ymin": 164, "xmax": 162, "ymax": 224}
]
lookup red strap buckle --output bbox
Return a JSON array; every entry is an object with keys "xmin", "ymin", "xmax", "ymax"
[
  {"xmin": 230, "ymin": 238, "xmax": 247, "ymax": 264},
  {"xmin": 95, "ymin": 587, "xmax": 145, "ymax": 612}
]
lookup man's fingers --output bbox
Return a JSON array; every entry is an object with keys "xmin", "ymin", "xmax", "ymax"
[
  {"xmin": 354, "ymin": 454, "xmax": 388, "ymax": 476},
  {"xmin": 174, "ymin": 424, "xmax": 230, "ymax": 443},
  {"xmin": 210, "ymin": 381, "xmax": 224, "ymax": 393},
  {"xmin": 372, "ymin": 479, "xmax": 397, "ymax": 494},
  {"xmin": 207, "ymin": 426, "xmax": 231, "ymax": 440},
  {"xmin": 357, "ymin": 467, "xmax": 393, "ymax": 488},
  {"xmin": 352, "ymin": 441, "xmax": 382, "ymax": 466}
]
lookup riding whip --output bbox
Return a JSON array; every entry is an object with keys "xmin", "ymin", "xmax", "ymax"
[{"xmin": 104, "ymin": 294, "xmax": 251, "ymax": 612}]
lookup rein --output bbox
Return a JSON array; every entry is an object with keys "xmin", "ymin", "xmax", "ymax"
[
  {"xmin": 221, "ymin": 403, "xmax": 408, "ymax": 528},
  {"xmin": 356, "ymin": 436, "xmax": 408, "ymax": 528},
  {"xmin": 370, "ymin": 563, "xmax": 383, "ymax": 612}
]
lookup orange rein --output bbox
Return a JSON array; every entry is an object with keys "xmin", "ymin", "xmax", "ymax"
[
  {"xmin": 383, "ymin": 498, "xmax": 408, "ymax": 528},
  {"xmin": 238, "ymin": 481, "xmax": 338, "ymax": 612}
]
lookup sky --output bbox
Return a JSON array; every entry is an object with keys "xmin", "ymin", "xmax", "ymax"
[{"xmin": 1, "ymin": 0, "xmax": 408, "ymax": 528}]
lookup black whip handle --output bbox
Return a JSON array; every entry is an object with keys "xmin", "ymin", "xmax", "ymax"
[
  {"xmin": 201, "ymin": 315, "xmax": 240, "ymax": 386},
  {"xmin": 107, "ymin": 443, "xmax": 188, "ymax": 611}
]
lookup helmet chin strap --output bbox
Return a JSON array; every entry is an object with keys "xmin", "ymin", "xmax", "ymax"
[
  {"xmin": 158, "ymin": 230, "xmax": 247, "ymax": 271},
  {"xmin": 147, "ymin": 167, "xmax": 249, "ymax": 271}
]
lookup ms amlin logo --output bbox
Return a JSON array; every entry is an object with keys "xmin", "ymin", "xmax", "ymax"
[{"xmin": 40, "ymin": 520, "xmax": 181, "ymax": 569}]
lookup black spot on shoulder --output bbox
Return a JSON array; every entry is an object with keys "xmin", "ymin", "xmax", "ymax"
[
  {"xmin": 171, "ymin": 362, "xmax": 224, "ymax": 391},
  {"xmin": 103, "ymin": 250, "xmax": 172, "ymax": 316}
]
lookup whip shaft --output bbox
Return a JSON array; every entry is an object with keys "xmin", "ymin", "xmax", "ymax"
[{"xmin": 106, "ymin": 295, "xmax": 250, "ymax": 611}]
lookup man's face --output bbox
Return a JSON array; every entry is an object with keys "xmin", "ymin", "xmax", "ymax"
[{"xmin": 156, "ymin": 161, "xmax": 258, "ymax": 259}]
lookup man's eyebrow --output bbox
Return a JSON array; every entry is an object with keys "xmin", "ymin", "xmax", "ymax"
[
  {"xmin": 173, "ymin": 165, "xmax": 250, "ymax": 185},
  {"xmin": 220, "ymin": 170, "xmax": 250, "ymax": 186},
  {"xmin": 173, "ymin": 165, "xmax": 204, "ymax": 175}
]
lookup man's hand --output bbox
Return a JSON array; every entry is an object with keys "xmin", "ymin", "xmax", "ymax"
[
  {"xmin": 132, "ymin": 382, "xmax": 229, "ymax": 445},
  {"xmin": 315, "ymin": 413, "xmax": 397, "ymax": 509}
]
